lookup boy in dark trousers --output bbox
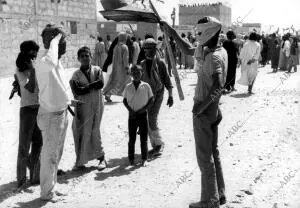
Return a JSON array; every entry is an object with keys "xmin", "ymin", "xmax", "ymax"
[{"xmin": 123, "ymin": 65, "xmax": 153, "ymax": 166}]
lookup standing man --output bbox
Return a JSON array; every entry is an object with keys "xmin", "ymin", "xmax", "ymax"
[
  {"xmin": 161, "ymin": 16, "xmax": 228, "ymax": 207},
  {"xmin": 103, "ymin": 32, "xmax": 130, "ymax": 102},
  {"xmin": 140, "ymin": 38, "xmax": 174, "ymax": 156},
  {"xmin": 238, "ymin": 32, "xmax": 261, "ymax": 94},
  {"xmin": 223, "ymin": 30, "xmax": 239, "ymax": 92},
  {"xmin": 36, "ymin": 24, "xmax": 70, "ymax": 202}
]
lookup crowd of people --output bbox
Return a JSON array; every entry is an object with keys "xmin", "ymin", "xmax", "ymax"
[{"xmin": 9, "ymin": 17, "xmax": 299, "ymax": 207}]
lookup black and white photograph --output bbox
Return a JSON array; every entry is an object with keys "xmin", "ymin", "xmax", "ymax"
[{"xmin": 0, "ymin": 0, "xmax": 299, "ymax": 207}]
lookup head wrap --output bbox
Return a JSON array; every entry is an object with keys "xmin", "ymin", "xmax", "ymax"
[
  {"xmin": 195, "ymin": 16, "xmax": 222, "ymax": 46},
  {"xmin": 118, "ymin": 32, "xmax": 127, "ymax": 42},
  {"xmin": 142, "ymin": 38, "xmax": 157, "ymax": 50},
  {"xmin": 41, "ymin": 24, "xmax": 66, "ymax": 49}
]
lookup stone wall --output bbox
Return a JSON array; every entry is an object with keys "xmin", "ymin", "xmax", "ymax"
[
  {"xmin": 179, "ymin": 4, "xmax": 231, "ymax": 27},
  {"xmin": 0, "ymin": 0, "xmax": 98, "ymax": 77}
]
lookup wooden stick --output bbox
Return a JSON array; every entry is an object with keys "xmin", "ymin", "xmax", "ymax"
[{"xmin": 149, "ymin": 0, "xmax": 184, "ymax": 100}]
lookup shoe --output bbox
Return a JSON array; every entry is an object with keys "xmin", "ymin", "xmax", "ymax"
[
  {"xmin": 105, "ymin": 96, "xmax": 112, "ymax": 102},
  {"xmin": 149, "ymin": 145, "xmax": 162, "ymax": 156},
  {"xmin": 219, "ymin": 196, "xmax": 227, "ymax": 205},
  {"xmin": 97, "ymin": 157, "xmax": 107, "ymax": 171},
  {"xmin": 141, "ymin": 160, "xmax": 148, "ymax": 167},
  {"xmin": 189, "ymin": 200, "xmax": 219, "ymax": 208},
  {"xmin": 57, "ymin": 169, "xmax": 66, "ymax": 176},
  {"xmin": 129, "ymin": 159, "xmax": 135, "ymax": 166}
]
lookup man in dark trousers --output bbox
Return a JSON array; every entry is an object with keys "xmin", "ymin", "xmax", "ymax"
[
  {"xmin": 161, "ymin": 16, "xmax": 228, "ymax": 208},
  {"xmin": 223, "ymin": 30, "xmax": 239, "ymax": 92}
]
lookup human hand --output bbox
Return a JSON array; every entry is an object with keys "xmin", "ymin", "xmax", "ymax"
[
  {"xmin": 90, "ymin": 80, "xmax": 104, "ymax": 90},
  {"xmin": 167, "ymin": 96, "xmax": 173, "ymax": 107}
]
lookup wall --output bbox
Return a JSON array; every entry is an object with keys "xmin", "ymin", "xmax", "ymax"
[
  {"xmin": 0, "ymin": 0, "xmax": 98, "ymax": 77},
  {"xmin": 97, "ymin": 21, "xmax": 158, "ymax": 40},
  {"xmin": 179, "ymin": 4, "xmax": 231, "ymax": 28}
]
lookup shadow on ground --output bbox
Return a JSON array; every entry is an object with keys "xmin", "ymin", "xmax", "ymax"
[
  {"xmin": 0, "ymin": 181, "xmax": 19, "ymax": 203},
  {"xmin": 230, "ymin": 93, "xmax": 252, "ymax": 98},
  {"xmin": 14, "ymin": 198, "xmax": 48, "ymax": 208},
  {"xmin": 94, "ymin": 155, "xmax": 161, "ymax": 181}
]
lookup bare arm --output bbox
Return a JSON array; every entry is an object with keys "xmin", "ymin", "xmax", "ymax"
[{"xmin": 24, "ymin": 65, "xmax": 36, "ymax": 93}]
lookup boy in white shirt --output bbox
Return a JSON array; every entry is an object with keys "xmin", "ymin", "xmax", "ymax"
[{"xmin": 123, "ymin": 65, "xmax": 153, "ymax": 166}]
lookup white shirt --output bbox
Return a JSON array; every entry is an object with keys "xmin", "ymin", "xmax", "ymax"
[
  {"xmin": 123, "ymin": 81, "xmax": 153, "ymax": 112},
  {"xmin": 36, "ymin": 36, "xmax": 70, "ymax": 112}
]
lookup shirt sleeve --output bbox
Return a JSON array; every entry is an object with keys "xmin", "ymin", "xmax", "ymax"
[
  {"xmin": 158, "ymin": 59, "xmax": 173, "ymax": 90},
  {"xmin": 147, "ymin": 83, "xmax": 154, "ymax": 99},
  {"xmin": 43, "ymin": 37, "xmax": 60, "ymax": 68},
  {"xmin": 212, "ymin": 54, "xmax": 223, "ymax": 75}
]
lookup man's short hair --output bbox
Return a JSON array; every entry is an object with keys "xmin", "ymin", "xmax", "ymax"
[
  {"xmin": 77, "ymin": 46, "xmax": 91, "ymax": 57},
  {"xmin": 131, "ymin": 64, "xmax": 143, "ymax": 72}
]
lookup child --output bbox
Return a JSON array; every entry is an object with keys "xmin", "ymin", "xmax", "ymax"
[
  {"xmin": 123, "ymin": 65, "xmax": 153, "ymax": 166},
  {"xmin": 69, "ymin": 46, "xmax": 107, "ymax": 171}
]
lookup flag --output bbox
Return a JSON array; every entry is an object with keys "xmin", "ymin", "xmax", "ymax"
[{"xmin": 99, "ymin": 0, "xmax": 159, "ymax": 23}]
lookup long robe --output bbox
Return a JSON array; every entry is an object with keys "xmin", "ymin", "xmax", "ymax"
[
  {"xmin": 238, "ymin": 40, "xmax": 261, "ymax": 86},
  {"xmin": 279, "ymin": 40, "xmax": 290, "ymax": 70},
  {"xmin": 103, "ymin": 42, "xmax": 131, "ymax": 96},
  {"xmin": 70, "ymin": 66, "xmax": 105, "ymax": 166},
  {"xmin": 93, "ymin": 41, "xmax": 107, "ymax": 69}
]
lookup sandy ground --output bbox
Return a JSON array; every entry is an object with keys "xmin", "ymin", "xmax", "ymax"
[{"xmin": 0, "ymin": 64, "xmax": 299, "ymax": 208}]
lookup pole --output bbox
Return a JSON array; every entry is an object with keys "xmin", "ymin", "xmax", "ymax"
[{"xmin": 149, "ymin": 0, "xmax": 184, "ymax": 100}]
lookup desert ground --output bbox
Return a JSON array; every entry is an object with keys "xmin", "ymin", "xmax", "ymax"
[{"xmin": 0, "ymin": 64, "xmax": 299, "ymax": 208}]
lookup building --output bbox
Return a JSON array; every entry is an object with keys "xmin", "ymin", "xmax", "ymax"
[
  {"xmin": 236, "ymin": 23, "xmax": 262, "ymax": 34},
  {"xmin": 0, "ymin": 0, "xmax": 98, "ymax": 77},
  {"xmin": 97, "ymin": 21, "xmax": 158, "ymax": 41},
  {"xmin": 179, "ymin": 2, "xmax": 231, "ymax": 28}
]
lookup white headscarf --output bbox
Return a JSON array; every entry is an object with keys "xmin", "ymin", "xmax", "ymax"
[{"xmin": 195, "ymin": 16, "xmax": 222, "ymax": 46}]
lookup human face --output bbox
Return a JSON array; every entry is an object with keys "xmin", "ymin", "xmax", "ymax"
[
  {"xmin": 78, "ymin": 51, "xmax": 92, "ymax": 67},
  {"xmin": 131, "ymin": 67, "xmax": 142, "ymax": 81},
  {"xmin": 27, "ymin": 50, "xmax": 38, "ymax": 60},
  {"xmin": 144, "ymin": 48, "xmax": 156, "ymax": 60}
]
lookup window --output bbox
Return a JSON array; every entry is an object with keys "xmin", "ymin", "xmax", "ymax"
[{"xmin": 70, "ymin": 21, "xmax": 77, "ymax": 34}]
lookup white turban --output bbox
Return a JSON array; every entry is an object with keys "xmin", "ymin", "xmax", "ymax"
[{"xmin": 195, "ymin": 16, "xmax": 222, "ymax": 46}]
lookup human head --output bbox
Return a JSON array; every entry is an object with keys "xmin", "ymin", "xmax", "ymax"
[
  {"xmin": 143, "ymin": 38, "xmax": 157, "ymax": 60},
  {"xmin": 158, "ymin": 36, "xmax": 163, "ymax": 41},
  {"xmin": 106, "ymin": 35, "xmax": 111, "ymax": 41},
  {"xmin": 97, "ymin": 36, "xmax": 103, "ymax": 42},
  {"xmin": 181, "ymin": 33, "xmax": 186, "ymax": 38},
  {"xmin": 226, "ymin": 30, "xmax": 236, "ymax": 40},
  {"xmin": 77, "ymin": 46, "xmax": 92, "ymax": 67},
  {"xmin": 118, "ymin": 32, "xmax": 127, "ymax": 43},
  {"xmin": 249, "ymin": 32, "xmax": 257, "ymax": 41},
  {"xmin": 131, "ymin": 36, "xmax": 137, "ymax": 42},
  {"xmin": 16, "ymin": 40, "xmax": 40, "ymax": 72},
  {"xmin": 195, "ymin": 16, "xmax": 222, "ymax": 47},
  {"xmin": 130, "ymin": 64, "xmax": 143, "ymax": 81},
  {"xmin": 41, "ymin": 24, "xmax": 66, "ymax": 58}
]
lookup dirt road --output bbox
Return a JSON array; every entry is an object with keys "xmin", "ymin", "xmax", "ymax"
[{"xmin": 0, "ymin": 65, "xmax": 299, "ymax": 208}]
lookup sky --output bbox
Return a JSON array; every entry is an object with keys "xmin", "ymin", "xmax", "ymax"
[{"xmin": 97, "ymin": 0, "xmax": 300, "ymax": 32}]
